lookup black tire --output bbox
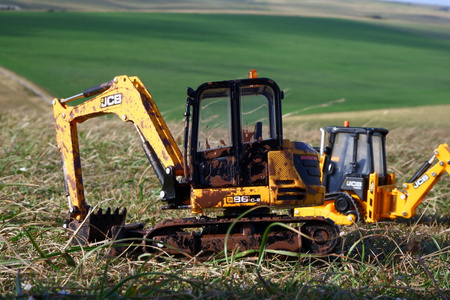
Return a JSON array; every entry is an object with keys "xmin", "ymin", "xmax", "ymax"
[
  {"xmin": 335, "ymin": 194, "xmax": 352, "ymax": 213},
  {"xmin": 301, "ymin": 221, "xmax": 340, "ymax": 254}
]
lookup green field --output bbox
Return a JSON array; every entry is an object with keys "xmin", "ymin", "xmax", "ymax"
[
  {"xmin": 1, "ymin": 7, "xmax": 450, "ymax": 299},
  {"xmin": 1, "ymin": 11, "xmax": 449, "ymax": 119}
]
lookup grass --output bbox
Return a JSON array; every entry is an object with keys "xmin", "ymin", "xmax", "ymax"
[
  {"xmin": 0, "ymin": 12, "xmax": 449, "ymax": 119},
  {"xmin": 1, "ymin": 107, "xmax": 449, "ymax": 298}
]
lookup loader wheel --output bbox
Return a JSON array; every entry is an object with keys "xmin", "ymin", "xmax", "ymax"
[
  {"xmin": 301, "ymin": 221, "xmax": 339, "ymax": 254},
  {"xmin": 334, "ymin": 193, "xmax": 360, "ymax": 222},
  {"xmin": 335, "ymin": 194, "xmax": 352, "ymax": 213}
]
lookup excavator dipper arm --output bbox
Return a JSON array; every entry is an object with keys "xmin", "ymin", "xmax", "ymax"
[{"xmin": 53, "ymin": 75, "xmax": 184, "ymax": 222}]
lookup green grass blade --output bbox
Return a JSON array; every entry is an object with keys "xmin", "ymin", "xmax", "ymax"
[{"xmin": 23, "ymin": 228, "xmax": 58, "ymax": 271}]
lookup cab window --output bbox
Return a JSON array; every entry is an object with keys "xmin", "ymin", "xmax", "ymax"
[
  {"xmin": 240, "ymin": 85, "xmax": 276, "ymax": 143},
  {"xmin": 197, "ymin": 88, "xmax": 231, "ymax": 151},
  {"xmin": 356, "ymin": 135, "xmax": 369, "ymax": 174},
  {"xmin": 372, "ymin": 135, "xmax": 385, "ymax": 176}
]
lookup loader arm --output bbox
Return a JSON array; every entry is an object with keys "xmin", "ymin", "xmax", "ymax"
[
  {"xmin": 389, "ymin": 143, "xmax": 450, "ymax": 219},
  {"xmin": 53, "ymin": 75, "xmax": 183, "ymax": 221}
]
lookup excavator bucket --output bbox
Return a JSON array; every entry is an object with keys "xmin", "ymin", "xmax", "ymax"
[{"xmin": 67, "ymin": 207, "xmax": 127, "ymax": 245}]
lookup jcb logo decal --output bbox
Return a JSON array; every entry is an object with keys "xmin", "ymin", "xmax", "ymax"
[
  {"xmin": 346, "ymin": 180, "xmax": 362, "ymax": 190},
  {"xmin": 413, "ymin": 174, "xmax": 429, "ymax": 189},
  {"xmin": 101, "ymin": 93, "xmax": 122, "ymax": 108}
]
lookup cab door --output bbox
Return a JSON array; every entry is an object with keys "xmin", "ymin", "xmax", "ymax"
[
  {"xmin": 194, "ymin": 86, "xmax": 237, "ymax": 187},
  {"xmin": 238, "ymin": 84, "xmax": 281, "ymax": 186},
  {"xmin": 188, "ymin": 79, "xmax": 283, "ymax": 189}
]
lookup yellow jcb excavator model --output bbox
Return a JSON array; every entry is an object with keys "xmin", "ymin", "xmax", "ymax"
[
  {"xmin": 52, "ymin": 70, "xmax": 339, "ymax": 256},
  {"xmin": 293, "ymin": 123, "xmax": 450, "ymax": 225}
]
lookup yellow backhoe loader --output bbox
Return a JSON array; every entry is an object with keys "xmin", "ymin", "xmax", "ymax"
[
  {"xmin": 52, "ymin": 70, "xmax": 339, "ymax": 256},
  {"xmin": 294, "ymin": 123, "xmax": 450, "ymax": 225}
]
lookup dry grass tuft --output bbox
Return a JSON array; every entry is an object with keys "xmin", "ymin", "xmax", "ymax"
[{"xmin": 1, "ymin": 110, "xmax": 449, "ymax": 298}]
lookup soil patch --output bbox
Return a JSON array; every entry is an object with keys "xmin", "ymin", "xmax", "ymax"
[{"xmin": 0, "ymin": 67, "xmax": 53, "ymax": 114}]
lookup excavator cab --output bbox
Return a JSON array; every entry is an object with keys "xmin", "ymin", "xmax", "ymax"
[
  {"xmin": 186, "ymin": 78, "xmax": 283, "ymax": 189},
  {"xmin": 320, "ymin": 126, "xmax": 390, "ymax": 201},
  {"xmin": 184, "ymin": 74, "xmax": 327, "ymax": 215}
]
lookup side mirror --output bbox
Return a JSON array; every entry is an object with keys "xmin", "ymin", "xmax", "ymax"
[
  {"xmin": 187, "ymin": 87, "xmax": 195, "ymax": 98},
  {"xmin": 327, "ymin": 161, "xmax": 335, "ymax": 175}
]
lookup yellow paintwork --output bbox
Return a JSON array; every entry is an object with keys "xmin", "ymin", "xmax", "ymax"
[
  {"xmin": 293, "ymin": 200, "xmax": 357, "ymax": 226},
  {"xmin": 53, "ymin": 75, "xmax": 183, "ymax": 220},
  {"xmin": 375, "ymin": 144, "xmax": 450, "ymax": 220}
]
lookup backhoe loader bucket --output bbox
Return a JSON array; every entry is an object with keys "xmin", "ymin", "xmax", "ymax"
[{"xmin": 67, "ymin": 207, "xmax": 127, "ymax": 245}]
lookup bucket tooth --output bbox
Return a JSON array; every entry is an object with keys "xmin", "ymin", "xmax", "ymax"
[{"xmin": 105, "ymin": 207, "xmax": 111, "ymax": 215}]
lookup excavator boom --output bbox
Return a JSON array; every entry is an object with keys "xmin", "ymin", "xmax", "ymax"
[{"xmin": 53, "ymin": 75, "xmax": 184, "ymax": 221}]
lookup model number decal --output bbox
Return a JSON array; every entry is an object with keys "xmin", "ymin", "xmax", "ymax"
[
  {"xmin": 101, "ymin": 93, "xmax": 122, "ymax": 108},
  {"xmin": 413, "ymin": 174, "xmax": 429, "ymax": 189},
  {"xmin": 228, "ymin": 195, "xmax": 261, "ymax": 203}
]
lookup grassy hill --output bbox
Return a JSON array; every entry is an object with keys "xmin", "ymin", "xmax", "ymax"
[
  {"xmin": 3, "ymin": 0, "xmax": 450, "ymax": 24},
  {"xmin": 0, "ymin": 11, "xmax": 449, "ymax": 119}
]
